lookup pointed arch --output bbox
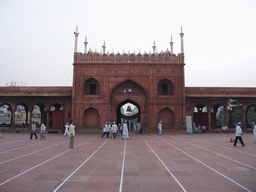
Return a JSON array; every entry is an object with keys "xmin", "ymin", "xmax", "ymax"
[
  {"xmin": 84, "ymin": 78, "xmax": 100, "ymax": 95},
  {"xmin": 0, "ymin": 103, "xmax": 12, "ymax": 125},
  {"xmin": 111, "ymin": 79, "xmax": 147, "ymax": 96},
  {"xmin": 157, "ymin": 107, "xmax": 174, "ymax": 128},
  {"xmin": 83, "ymin": 107, "xmax": 99, "ymax": 128},
  {"xmin": 116, "ymin": 99, "xmax": 141, "ymax": 124},
  {"xmin": 158, "ymin": 78, "xmax": 174, "ymax": 95},
  {"xmin": 247, "ymin": 105, "xmax": 256, "ymax": 127}
]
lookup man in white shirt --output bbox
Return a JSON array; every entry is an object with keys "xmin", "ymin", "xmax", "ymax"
[
  {"xmin": 30, "ymin": 121, "xmax": 38, "ymax": 139},
  {"xmin": 234, "ymin": 122, "xmax": 245, "ymax": 147},
  {"xmin": 40, "ymin": 123, "xmax": 46, "ymax": 139}
]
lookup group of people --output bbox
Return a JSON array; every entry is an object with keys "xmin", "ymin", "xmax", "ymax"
[
  {"xmin": 102, "ymin": 121, "xmax": 129, "ymax": 140},
  {"xmin": 63, "ymin": 121, "xmax": 76, "ymax": 149},
  {"xmin": 28, "ymin": 119, "xmax": 256, "ymax": 150},
  {"xmin": 29, "ymin": 120, "xmax": 76, "ymax": 149},
  {"xmin": 30, "ymin": 121, "xmax": 46, "ymax": 140}
]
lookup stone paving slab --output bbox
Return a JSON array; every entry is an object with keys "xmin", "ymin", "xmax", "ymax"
[{"xmin": 0, "ymin": 132, "xmax": 255, "ymax": 192}]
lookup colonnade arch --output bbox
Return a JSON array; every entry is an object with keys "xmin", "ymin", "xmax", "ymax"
[
  {"xmin": 191, "ymin": 101, "xmax": 256, "ymax": 130},
  {"xmin": 0, "ymin": 100, "xmax": 69, "ymax": 129}
]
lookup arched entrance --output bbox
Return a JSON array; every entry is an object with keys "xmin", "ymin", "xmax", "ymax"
[
  {"xmin": 116, "ymin": 99, "xmax": 140, "ymax": 128},
  {"xmin": 110, "ymin": 80, "xmax": 147, "ymax": 128}
]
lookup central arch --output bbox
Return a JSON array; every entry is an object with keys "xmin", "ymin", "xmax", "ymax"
[
  {"xmin": 116, "ymin": 99, "xmax": 141, "ymax": 125},
  {"xmin": 110, "ymin": 79, "xmax": 147, "ymax": 127}
]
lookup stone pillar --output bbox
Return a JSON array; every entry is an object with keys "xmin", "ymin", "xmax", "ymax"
[
  {"xmin": 46, "ymin": 111, "xmax": 50, "ymax": 129},
  {"xmin": 11, "ymin": 108, "xmax": 16, "ymax": 126},
  {"xmin": 225, "ymin": 109, "xmax": 229, "ymax": 128},
  {"xmin": 29, "ymin": 110, "xmax": 32, "ymax": 125},
  {"xmin": 208, "ymin": 112, "xmax": 212, "ymax": 130},
  {"xmin": 208, "ymin": 108, "xmax": 212, "ymax": 130},
  {"xmin": 242, "ymin": 109, "xmax": 247, "ymax": 131}
]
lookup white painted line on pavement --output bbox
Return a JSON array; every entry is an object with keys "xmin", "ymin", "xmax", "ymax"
[
  {"xmin": 196, "ymin": 139, "xmax": 256, "ymax": 157},
  {"xmin": 119, "ymin": 139, "xmax": 127, "ymax": 192},
  {"xmin": 0, "ymin": 137, "xmax": 95, "ymax": 186},
  {"xmin": 142, "ymin": 136, "xmax": 187, "ymax": 192},
  {"xmin": 53, "ymin": 139, "xmax": 109, "ymax": 192},
  {"xmin": 0, "ymin": 137, "xmax": 64, "ymax": 153},
  {"xmin": 161, "ymin": 138, "xmax": 251, "ymax": 192},
  {"xmin": 169, "ymin": 136, "xmax": 256, "ymax": 170},
  {"xmin": 0, "ymin": 138, "xmax": 28, "ymax": 146},
  {"xmin": 0, "ymin": 140, "xmax": 69, "ymax": 165}
]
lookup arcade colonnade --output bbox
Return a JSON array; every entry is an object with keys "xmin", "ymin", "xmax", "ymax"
[
  {"xmin": 0, "ymin": 87, "xmax": 72, "ymax": 129},
  {"xmin": 186, "ymin": 87, "xmax": 256, "ymax": 131}
]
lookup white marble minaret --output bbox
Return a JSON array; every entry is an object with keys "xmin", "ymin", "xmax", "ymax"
[
  {"xmin": 169, "ymin": 35, "xmax": 174, "ymax": 54},
  {"xmin": 179, "ymin": 27, "xmax": 184, "ymax": 53},
  {"xmin": 84, "ymin": 36, "xmax": 88, "ymax": 54},
  {"xmin": 152, "ymin": 40, "xmax": 156, "ymax": 54},
  {"xmin": 74, "ymin": 26, "xmax": 79, "ymax": 53},
  {"xmin": 102, "ymin": 41, "xmax": 106, "ymax": 54}
]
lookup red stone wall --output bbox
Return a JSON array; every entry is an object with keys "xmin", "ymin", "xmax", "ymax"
[{"xmin": 72, "ymin": 53, "xmax": 186, "ymax": 132}]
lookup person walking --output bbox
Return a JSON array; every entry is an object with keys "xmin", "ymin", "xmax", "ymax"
[
  {"xmin": 137, "ymin": 122, "xmax": 142, "ymax": 134},
  {"xmin": 30, "ymin": 121, "xmax": 38, "ymax": 139},
  {"xmin": 69, "ymin": 121, "xmax": 75, "ymax": 149},
  {"xmin": 117, "ymin": 124, "xmax": 122, "ymax": 136},
  {"xmin": 64, "ymin": 122, "xmax": 69, "ymax": 136},
  {"xmin": 158, "ymin": 121, "xmax": 162, "ymax": 135},
  {"xmin": 40, "ymin": 123, "xmax": 46, "ymax": 139},
  {"xmin": 253, "ymin": 122, "xmax": 256, "ymax": 143},
  {"xmin": 122, "ymin": 121, "xmax": 129, "ymax": 140},
  {"xmin": 102, "ymin": 122, "xmax": 109, "ymax": 138},
  {"xmin": 109, "ymin": 122, "xmax": 113, "ymax": 138},
  {"xmin": 0, "ymin": 127, "xmax": 3, "ymax": 138},
  {"xmin": 234, "ymin": 122, "xmax": 245, "ymax": 147},
  {"xmin": 112, "ymin": 122, "xmax": 118, "ymax": 139}
]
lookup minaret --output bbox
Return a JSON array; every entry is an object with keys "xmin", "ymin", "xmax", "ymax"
[
  {"xmin": 102, "ymin": 41, "xmax": 106, "ymax": 54},
  {"xmin": 74, "ymin": 26, "xmax": 79, "ymax": 53},
  {"xmin": 84, "ymin": 36, "xmax": 88, "ymax": 54},
  {"xmin": 179, "ymin": 26, "xmax": 184, "ymax": 53},
  {"xmin": 169, "ymin": 35, "xmax": 174, "ymax": 54},
  {"xmin": 152, "ymin": 40, "xmax": 156, "ymax": 54}
]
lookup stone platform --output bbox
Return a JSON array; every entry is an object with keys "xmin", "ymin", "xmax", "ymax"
[{"xmin": 0, "ymin": 132, "xmax": 255, "ymax": 191}]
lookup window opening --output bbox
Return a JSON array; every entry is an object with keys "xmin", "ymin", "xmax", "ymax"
[
  {"xmin": 161, "ymin": 84, "xmax": 168, "ymax": 95},
  {"xmin": 90, "ymin": 84, "xmax": 96, "ymax": 95}
]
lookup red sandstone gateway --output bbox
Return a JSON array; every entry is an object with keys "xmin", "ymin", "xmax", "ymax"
[{"xmin": 0, "ymin": 28, "xmax": 256, "ymax": 133}]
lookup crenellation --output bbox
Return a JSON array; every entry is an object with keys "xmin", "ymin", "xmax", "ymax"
[{"xmin": 74, "ymin": 50, "xmax": 182, "ymax": 63}]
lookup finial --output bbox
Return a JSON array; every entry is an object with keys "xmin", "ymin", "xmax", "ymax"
[
  {"xmin": 102, "ymin": 41, "xmax": 106, "ymax": 54},
  {"xmin": 74, "ymin": 26, "xmax": 79, "ymax": 53},
  {"xmin": 152, "ymin": 40, "xmax": 156, "ymax": 54},
  {"xmin": 84, "ymin": 35, "xmax": 88, "ymax": 54},
  {"xmin": 169, "ymin": 35, "xmax": 174, "ymax": 54},
  {"xmin": 179, "ymin": 27, "xmax": 184, "ymax": 53}
]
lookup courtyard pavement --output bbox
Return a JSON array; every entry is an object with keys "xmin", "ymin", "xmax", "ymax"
[{"xmin": 0, "ymin": 132, "xmax": 255, "ymax": 192}]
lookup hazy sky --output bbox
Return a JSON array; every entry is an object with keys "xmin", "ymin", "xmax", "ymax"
[{"xmin": 0, "ymin": 0, "xmax": 255, "ymax": 87}]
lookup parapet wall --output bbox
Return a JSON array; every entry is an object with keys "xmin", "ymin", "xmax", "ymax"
[{"xmin": 74, "ymin": 52, "xmax": 184, "ymax": 63}]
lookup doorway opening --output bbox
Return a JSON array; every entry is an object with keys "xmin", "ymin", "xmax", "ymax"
[{"xmin": 116, "ymin": 99, "xmax": 140, "ymax": 132}]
